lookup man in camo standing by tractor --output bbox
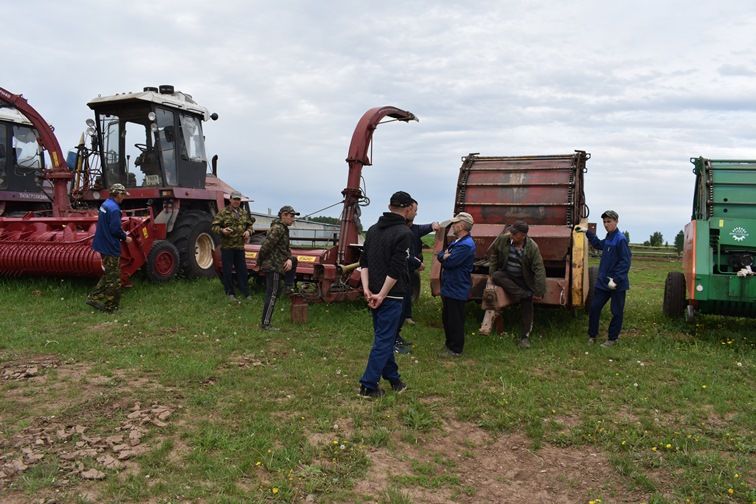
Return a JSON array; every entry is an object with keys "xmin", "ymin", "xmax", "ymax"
[
  {"xmin": 258, "ymin": 205, "xmax": 299, "ymax": 330},
  {"xmin": 86, "ymin": 183, "xmax": 133, "ymax": 313},
  {"xmin": 212, "ymin": 191, "xmax": 256, "ymax": 302}
]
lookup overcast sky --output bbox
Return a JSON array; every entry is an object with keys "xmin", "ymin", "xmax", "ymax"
[{"xmin": 4, "ymin": 0, "xmax": 756, "ymax": 243}]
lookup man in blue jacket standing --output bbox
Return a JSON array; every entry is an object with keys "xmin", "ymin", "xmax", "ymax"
[
  {"xmin": 437, "ymin": 212, "xmax": 476, "ymax": 357},
  {"xmin": 586, "ymin": 210, "xmax": 632, "ymax": 347},
  {"xmin": 86, "ymin": 183, "xmax": 132, "ymax": 313},
  {"xmin": 358, "ymin": 191, "xmax": 415, "ymax": 398}
]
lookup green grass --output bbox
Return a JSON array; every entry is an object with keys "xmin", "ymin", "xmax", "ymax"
[{"xmin": 0, "ymin": 257, "xmax": 753, "ymax": 503}]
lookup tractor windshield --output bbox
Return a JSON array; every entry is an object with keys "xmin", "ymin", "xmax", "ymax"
[
  {"xmin": 94, "ymin": 103, "xmax": 207, "ymax": 190},
  {"xmin": 0, "ymin": 121, "xmax": 43, "ymax": 192},
  {"xmin": 179, "ymin": 115, "xmax": 206, "ymax": 163}
]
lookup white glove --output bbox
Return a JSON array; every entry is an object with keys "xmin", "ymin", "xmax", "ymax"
[{"xmin": 607, "ymin": 277, "xmax": 617, "ymax": 290}]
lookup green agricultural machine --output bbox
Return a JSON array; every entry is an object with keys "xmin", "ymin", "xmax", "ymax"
[{"xmin": 663, "ymin": 157, "xmax": 756, "ymax": 322}]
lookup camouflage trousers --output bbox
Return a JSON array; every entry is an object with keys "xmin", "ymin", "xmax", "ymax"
[{"xmin": 87, "ymin": 255, "xmax": 121, "ymax": 312}]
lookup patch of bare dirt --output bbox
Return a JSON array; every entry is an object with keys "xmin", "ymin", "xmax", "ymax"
[
  {"xmin": 352, "ymin": 419, "xmax": 647, "ymax": 503},
  {"xmin": 306, "ymin": 417, "xmax": 356, "ymax": 447},
  {"xmin": 0, "ymin": 356, "xmax": 180, "ymax": 501}
]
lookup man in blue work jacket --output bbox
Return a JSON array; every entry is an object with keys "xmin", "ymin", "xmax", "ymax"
[
  {"xmin": 585, "ymin": 210, "xmax": 632, "ymax": 347},
  {"xmin": 86, "ymin": 183, "xmax": 132, "ymax": 313}
]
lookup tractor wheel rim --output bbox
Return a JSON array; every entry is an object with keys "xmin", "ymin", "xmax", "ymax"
[
  {"xmin": 195, "ymin": 233, "xmax": 215, "ymax": 269},
  {"xmin": 155, "ymin": 250, "xmax": 176, "ymax": 277}
]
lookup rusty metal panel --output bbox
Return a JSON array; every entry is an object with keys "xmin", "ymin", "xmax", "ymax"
[{"xmin": 455, "ymin": 153, "xmax": 588, "ymax": 228}]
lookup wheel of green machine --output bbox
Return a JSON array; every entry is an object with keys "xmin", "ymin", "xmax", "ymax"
[{"xmin": 663, "ymin": 271, "xmax": 686, "ymax": 318}]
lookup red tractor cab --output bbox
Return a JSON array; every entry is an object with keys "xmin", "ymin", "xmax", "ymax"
[{"xmin": 73, "ymin": 85, "xmax": 243, "ymax": 278}]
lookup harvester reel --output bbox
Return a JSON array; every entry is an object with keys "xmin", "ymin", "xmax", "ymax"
[{"xmin": 170, "ymin": 210, "xmax": 218, "ymax": 278}]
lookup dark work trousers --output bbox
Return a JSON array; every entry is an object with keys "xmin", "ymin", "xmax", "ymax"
[
  {"xmin": 442, "ymin": 297, "xmax": 467, "ymax": 354},
  {"xmin": 588, "ymin": 288, "xmax": 626, "ymax": 341},
  {"xmin": 360, "ymin": 298, "xmax": 403, "ymax": 390},
  {"xmin": 402, "ymin": 270, "xmax": 420, "ymax": 320},
  {"xmin": 221, "ymin": 248, "xmax": 250, "ymax": 297},
  {"xmin": 492, "ymin": 270, "xmax": 534, "ymax": 339},
  {"xmin": 260, "ymin": 257, "xmax": 298, "ymax": 327}
]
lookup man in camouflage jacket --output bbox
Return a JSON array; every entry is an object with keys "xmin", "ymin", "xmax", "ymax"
[
  {"xmin": 212, "ymin": 192, "xmax": 255, "ymax": 301},
  {"xmin": 258, "ymin": 205, "xmax": 299, "ymax": 329}
]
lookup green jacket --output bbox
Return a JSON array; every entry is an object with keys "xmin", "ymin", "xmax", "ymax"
[
  {"xmin": 488, "ymin": 233, "xmax": 547, "ymax": 297},
  {"xmin": 211, "ymin": 206, "xmax": 255, "ymax": 249},
  {"xmin": 258, "ymin": 219, "xmax": 292, "ymax": 273}
]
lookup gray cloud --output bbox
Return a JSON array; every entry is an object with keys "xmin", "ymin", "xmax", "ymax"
[{"xmin": 3, "ymin": 0, "xmax": 756, "ymax": 245}]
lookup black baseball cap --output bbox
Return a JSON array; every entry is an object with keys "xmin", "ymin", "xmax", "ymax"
[{"xmin": 389, "ymin": 191, "xmax": 414, "ymax": 208}]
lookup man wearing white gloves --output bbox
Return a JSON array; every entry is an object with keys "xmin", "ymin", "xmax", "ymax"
[{"xmin": 585, "ymin": 210, "xmax": 632, "ymax": 347}]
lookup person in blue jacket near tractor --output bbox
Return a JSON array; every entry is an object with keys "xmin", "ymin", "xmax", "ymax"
[
  {"xmin": 86, "ymin": 183, "xmax": 132, "ymax": 313},
  {"xmin": 585, "ymin": 210, "xmax": 632, "ymax": 347},
  {"xmin": 437, "ymin": 212, "xmax": 476, "ymax": 357}
]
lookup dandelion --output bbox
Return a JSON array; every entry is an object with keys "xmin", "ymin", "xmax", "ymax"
[
  {"xmin": 651, "ymin": 446, "xmax": 657, "ymax": 452},
  {"xmin": 256, "ymin": 461, "xmax": 261, "ymax": 466},
  {"xmin": 272, "ymin": 487, "xmax": 279, "ymax": 494},
  {"xmin": 727, "ymin": 488, "xmax": 733, "ymax": 495},
  {"xmin": 734, "ymin": 473, "xmax": 740, "ymax": 479},
  {"xmin": 701, "ymin": 385, "xmax": 707, "ymax": 389},
  {"xmin": 665, "ymin": 443, "xmax": 672, "ymax": 449}
]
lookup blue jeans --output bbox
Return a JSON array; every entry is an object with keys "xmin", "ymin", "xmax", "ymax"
[
  {"xmin": 588, "ymin": 288, "xmax": 626, "ymax": 341},
  {"xmin": 360, "ymin": 298, "xmax": 403, "ymax": 390}
]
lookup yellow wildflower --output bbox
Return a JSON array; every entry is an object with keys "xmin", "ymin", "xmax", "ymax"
[{"xmin": 272, "ymin": 487, "xmax": 279, "ymax": 494}]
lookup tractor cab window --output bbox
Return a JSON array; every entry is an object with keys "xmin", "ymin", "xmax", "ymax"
[
  {"xmin": 179, "ymin": 115, "xmax": 206, "ymax": 163},
  {"xmin": 176, "ymin": 113, "xmax": 206, "ymax": 188},
  {"xmin": 100, "ymin": 115, "xmax": 123, "ymax": 188},
  {"xmin": 155, "ymin": 109, "xmax": 177, "ymax": 186},
  {"xmin": 8, "ymin": 124, "xmax": 43, "ymax": 192}
]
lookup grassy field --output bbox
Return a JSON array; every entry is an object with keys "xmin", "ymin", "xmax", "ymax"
[{"xmin": 0, "ymin": 257, "xmax": 753, "ymax": 503}]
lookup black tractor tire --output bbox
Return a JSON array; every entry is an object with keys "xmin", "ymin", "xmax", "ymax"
[
  {"xmin": 170, "ymin": 210, "xmax": 218, "ymax": 279},
  {"xmin": 145, "ymin": 240, "xmax": 180, "ymax": 282},
  {"xmin": 663, "ymin": 271, "xmax": 686, "ymax": 318},
  {"xmin": 585, "ymin": 266, "xmax": 598, "ymax": 312}
]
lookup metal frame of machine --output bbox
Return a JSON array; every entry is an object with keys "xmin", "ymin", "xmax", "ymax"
[{"xmin": 663, "ymin": 157, "xmax": 756, "ymax": 321}]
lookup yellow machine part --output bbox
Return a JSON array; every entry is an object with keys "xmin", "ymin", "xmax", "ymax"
[{"xmin": 571, "ymin": 225, "xmax": 589, "ymax": 307}]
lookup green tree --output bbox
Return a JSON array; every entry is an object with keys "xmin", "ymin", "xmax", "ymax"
[
  {"xmin": 648, "ymin": 231, "xmax": 664, "ymax": 247},
  {"xmin": 310, "ymin": 215, "xmax": 362, "ymax": 233},
  {"xmin": 674, "ymin": 230, "xmax": 685, "ymax": 255},
  {"xmin": 310, "ymin": 216, "xmax": 339, "ymax": 225},
  {"xmin": 623, "ymin": 230, "xmax": 630, "ymax": 243}
]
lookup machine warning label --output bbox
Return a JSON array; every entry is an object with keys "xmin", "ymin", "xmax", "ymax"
[
  {"xmin": 730, "ymin": 226, "xmax": 749, "ymax": 242},
  {"xmin": 297, "ymin": 256, "xmax": 316, "ymax": 263}
]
